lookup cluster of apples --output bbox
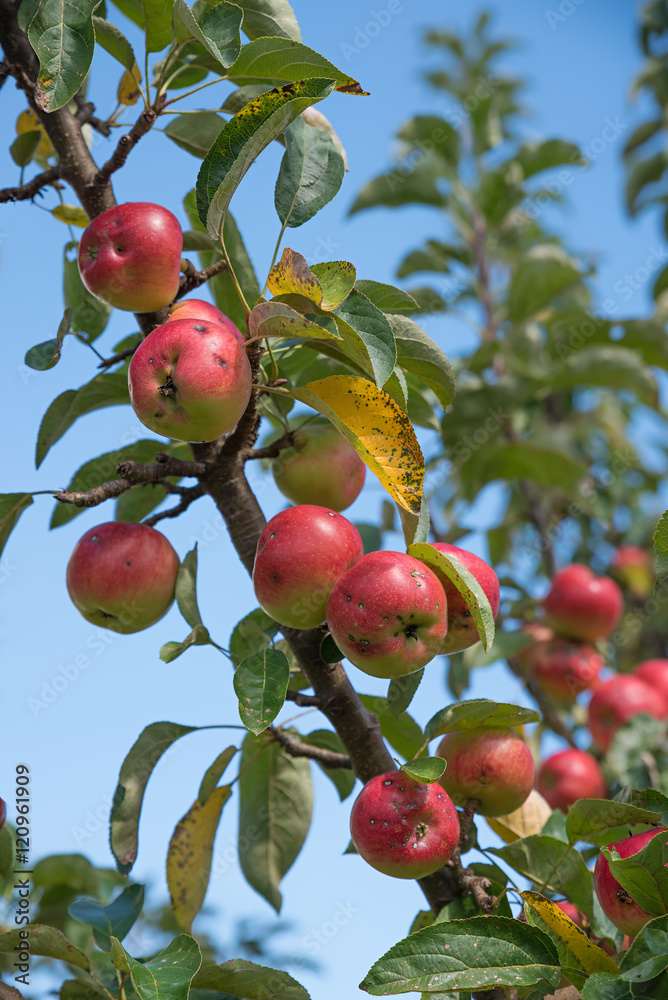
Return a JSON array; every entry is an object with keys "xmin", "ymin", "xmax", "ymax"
[
  {"xmin": 252, "ymin": 504, "xmax": 500, "ymax": 679},
  {"xmin": 78, "ymin": 202, "xmax": 252, "ymax": 443}
]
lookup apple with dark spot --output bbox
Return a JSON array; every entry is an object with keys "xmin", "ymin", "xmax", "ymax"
[
  {"xmin": 66, "ymin": 522, "xmax": 180, "ymax": 633},
  {"xmin": 326, "ymin": 551, "xmax": 447, "ymax": 678},
  {"xmin": 167, "ymin": 298, "xmax": 245, "ymax": 343},
  {"xmin": 350, "ymin": 770, "xmax": 460, "ymax": 879},
  {"xmin": 544, "ymin": 564, "xmax": 623, "ymax": 642},
  {"xmin": 78, "ymin": 202, "xmax": 182, "ymax": 312},
  {"xmin": 128, "ymin": 318, "xmax": 252, "ymax": 442},
  {"xmin": 537, "ymin": 749, "xmax": 607, "ymax": 812},
  {"xmin": 253, "ymin": 505, "xmax": 363, "ymax": 630},
  {"xmin": 436, "ymin": 727, "xmax": 535, "ymax": 817},
  {"xmin": 272, "ymin": 421, "xmax": 366, "ymax": 512}
]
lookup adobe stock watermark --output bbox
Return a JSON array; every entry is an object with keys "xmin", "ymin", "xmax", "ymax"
[
  {"xmin": 340, "ymin": 0, "xmax": 411, "ymax": 62},
  {"xmin": 545, "ymin": 0, "xmax": 587, "ymax": 31}
]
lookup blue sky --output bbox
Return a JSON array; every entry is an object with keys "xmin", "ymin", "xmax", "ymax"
[{"xmin": 0, "ymin": 1, "xmax": 664, "ymax": 997}]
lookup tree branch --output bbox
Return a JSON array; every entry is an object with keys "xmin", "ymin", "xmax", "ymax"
[
  {"xmin": 245, "ymin": 432, "xmax": 294, "ymax": 462},
  {"xmin": 285, "ymin": 689, "xmax": 322, "ymax": 708},
  {"xmin": 176, "ymin": 256, "xmax": 230, "ymax": 300},
  {"xmin": 0, "ymin": 164, "xmax": 64, "ymax": 203},
  {"xmin": 53, "ymin": 455, "xmax": 209, "ymax": 509},
  {"xmin": 91, "ymin": 108, "xmax": 158, "ymax": 187},
  {"xmin": 143, "ymin": 484, "xmax": 205, "ymax": 526},
  {"xmin": 269, "ymin": 727, "xmax": 352, "ymax": 769},
  {"xmin": 506, "ymin": 655, "xmax": 577, "ymax": 747}
]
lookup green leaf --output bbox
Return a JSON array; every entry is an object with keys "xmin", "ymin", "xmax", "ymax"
[
  {"xmin": 359, "ymin": 916, "xmax": 560, "ymax": 995},
  {"xmin": 69, "ymin": 884, "xmax": 144, "ymax": 951},
  {"xmin": 627, "ymin": 151, "xmax": 668, "ymax": 213},
  {"xmin": 229, "ymin": 608, "xmax": 278, "ymax": 667},
  {"xmin": 624, "ymin": 120, "xmax": 663, "ymax": 159},
  {"xmin": 320, "ymin": 633, "xmax": 343, "ymax": 663},
  {"xmin": 175, "ymin": 547, "xmax": 203, "ymax": 628},
  {"xmin": 489, "ymin": 836, "xmax": 594, "ymax": 917},
  {"xmin": 228, "ymin": 36, "xmax": 365, "ymax": 91},
  {"xmin": 550, "ymin": 346, "xmax": 658, "ymax": 404},
  {"xmin": 63, "ymin": 241, "xmax": 112, "ymax": 341},
  {"xmin": 115, "ymin": 934, "xmax": 202, "ymax": 1000},
  {"xmin": 582, "ymin": 971, "xmax": 667, "ymax": 998},
  {"xmin": 248, "ymin": 301, "xmax": 342, "ymax": 343},
  {"xmin": 181, "ymin": 230, "xmax": 217, "ymax": 251},
  {"xmin": 515, "ymin": 139, "xmax": 582, "ymax": 178},
  {"xmin": 408, "ymin": 543, "xmax": 495, "ymax": 652},
  {"xmin": 24, "ymin": 0, "xmax": 98, "ymax": 110},
  {"xmin": 60, "ymin": 982, "xmax": 110, "ymax": 1000},
  {"xmin": 566, "ymin": 800, "xmax": 662, "ymax": 847},
  {"xmin": 173, "ymin": 0, "xmax": 242, "ymax": 67},
  {"xmin": 401, "ymin": 756, "xmax": 446, "ymax": 784},
  {"xmin": 36, "ymin": 368, "xmax": 129, "ymax": 468},
  {"xmin": 655, "ymin": 509, "xmax": 668, "ymax": 585},
  {"xmin": 0, "ymin": 925, "xmax": 90, "ymax": 971},
  {"xmin": 221, "ymin": 82, "xmax": 271, "ymax": 111},
  {"xmin": 476, "ymin": 443, "xmax": 586, "ymax": 493},
  {"xmin": 233, "ymin": 648, "xmax": 290, "ymax": 735},
  {"xmin": 234, "ymin": 0, "xmax": 300, "ymax": 41},
  {"xmin": 423, "ymin": 698, "xmax": 539, "ymax": 743},
  {"xmin": 108, "ymin": 0, "xmax": 145, "ymax": 27},
  {"xmin": 115, "ymin": 483, "xmax": 169, "ymax": 523},
  {"xmin": 508, "ymin": 257, "xmax": 581, "ymax": 322},
  {"xmin": 274, "ymin": 115, "xmax": 345, "ymax": 227},
  {"xmin": 193, "ymin": 958, "xmax": 310, "ymax": 999},
  {"xmin": 389, "ymin": 314, "xmax": 455, "ymax": 409},
  {"xmin": 620, "ymin": 915, "xmax": 668, "ymax": 983},
  {"xmin": 165, "ymin": 113, "xmax": 225, "ymax": 158},
  {"xmin": 93, "ymin": 16, "xmax": 135, "ymax": 69},
  {"xmin": 160, "ymin": 624, "xmax": 213, "ymax": 663},
  {"xmin": 300, "ymin": 729, "xmax": 355, "ymax": 801},
  {"xmin": 397, "ymin": 239, "xmax": 473, "ymax": 278},
  {"xmin": 197, "ymin": 78, "xmax": 335, "ymax": 237},
  {"xmin": 111, "ymin": 722, "xmax": 198, "ymax": 873},
  {"xmin": 0, "ymin": 494, "xmax": 33, "ymax": 562},
  {"xmin": 50, "ymin": 439, "xmax": 166, "ymax": 528},
  {"xmin": 387, "ymin": 669, "xmax": 424, "ymax": 718},
  {"xmin": 603, "ymin": 835, "xmax": 668, "ymax": 918},
  {"xmin": 355, "ymin": 280, "xmax": 419, "ymax": 313},
  {"xmin": 349, "ymin": 158, "xmax": 448, "ymax": 214},
  {"xmin": 198, "ymin": 746, "xmax": 237, "ymax": 805},
  {"xmin": 397, "ymin": 115, "xmax": 459, "ymax": 170},
  {"xmin": 140, "ymin": 0, "xmax": 175, "ymax": 52},
  {"xmin": 237, "ymin": 729, "xmax": 312, "ymax": 911},
  {"xmin": 10, "ymin": 130, "xmax": 41, "ymax": 167},
  {"xmin": 333, "ymin": 289, "xmax": 397, "ymax": 388}
]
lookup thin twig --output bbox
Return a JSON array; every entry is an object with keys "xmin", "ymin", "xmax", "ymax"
[
  {"xmin": 144, "ymin": 484, "xmax": 206, "ymax": 526},
  {"xmin": 0, "ymin": 165, "xmax": 64, "ymax": 203},
  {"xmin": 285, "ymin": 689, "xmax": 322, "ymax": 708},
  {"xmin": 175, "ymin": 256, "xmax": 229, "ymax": 300},
  {"xmin": 269, "ymin": 727, "xmax": 352, "ymax": 769},
  {"xmin": 245, "ymin": 432, "xmax": 294, "ymax": 462},
  {"xmin": 97, "ymin": 345, "xmax": 139, "ymax": 369},
  {"xmin": 91, "ymin": 108, "xmax": 157, "ymax": 187}
]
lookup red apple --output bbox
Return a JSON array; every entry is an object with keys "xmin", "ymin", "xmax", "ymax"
[
  {"xmin": 610, "ymin": 546, "xmax": 654, "ymax": 600},
  {"xmin": 544, "ymin": 565, "xmax": 623, "ymax": 642},
  {"xmin": 587, "ymin": 674, "xmax": 668, "ymax": 751},
  {"xmin": 350, "ymin": 770, "xmax": 460, "ymax": 879},
  {"xmin": 634, "ymin": 660, "xmax": 668, "ymax": 712},
  {"xmin": 66, "ymin": 522, "xmax": 180, "ymax": 633},
  {"xmin": 78, "ymin": 203, "xmax": 182, "ymax": 312},
  {"xmin": 427, "ymin": 543, "xmax": 500, "ymax": 655},
  {"xmin": 167, "ymin": 299, "xmax": 245, "ymax": 344},
  {"xmin": 326, "ymin": 551, "xmax": 447, "ymax": 678},
  {"xmin": 529, "ymin": 635, "xmax": 603, "ymax": 702},
  {"xmin": 272, "ymin": 422, "xmax": 366, "ymax": 512},
  {"xmin": 253, "ymin": 505, "xmax": 363, "ymax": 630},
  {"xmin": 594, "ymin": 828, "xmax": 667, "ymax": 937},
  {"xmin": 436, "ymin": 727, "xmax": 535, "ymax": 817},
  {"xmin": 128, "ymin": 318, "xmax": 252, "ymax": 442},
  {"xmin": 0, "ymin": 798, "xmax": 5, "ymax": 832},
  {"xmin": 537, "ymin": 749, "xmax": 607, "ymax": 812}
]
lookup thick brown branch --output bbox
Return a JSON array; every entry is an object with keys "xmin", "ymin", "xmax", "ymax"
[
  {"xmin": 117, "ymin": 455, "xmax": 209, "ymax": 481},
  {"xmin": 92, "ymin": 109, "xmax": 157, "ymax": 186},
  {"xmin": 0, "ymin": 164, "xmax": 64, "ymax": 203},
  {"xmin": 176, "ymin": 256, "xmax": 230, "ymax": 300},
  {"xmin": 269, "ymin": 728, "xmax": 352, "ymax": 769},
  {"xmin": 54, "ymin": 455, "xmax": 209, "ymax": 510},
  {"xmin": 54, "ymin": 479, "xmax": 133, "ymax": 507},
  {"xmin": 0, "ymin": 981, "xmax": 26, "ymax": 1000}
]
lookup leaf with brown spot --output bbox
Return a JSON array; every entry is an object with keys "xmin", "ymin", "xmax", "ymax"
[
  {"xmin": 523, "ymin": 891, "xmax": 620, "ymax": 977},
  {"xmin": 287, "ymin": 375, "xmax": 424, "ymax": 513},
  {"xmin": 167, "ymin": 786, "xmax": 232, "ymax": 933},
  {"xmin": 267, "ymin": 248, "xmax": 324, "ymax": 306}
]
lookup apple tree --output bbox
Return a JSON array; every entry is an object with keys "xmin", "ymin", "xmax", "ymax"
[{"xmin": 3, "ymin": 2, "xmax": 668, "ymax": 999}]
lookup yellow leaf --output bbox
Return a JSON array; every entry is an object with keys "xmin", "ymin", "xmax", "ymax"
[
  {"xmin": 166, "ymin": 785, "xmax": 231, "ymax": 933},
  {"xmin": 486, "ymin": 789, "xmax": 552, "ymax": 843},
  {"xmin": 52, "ymin": 204, "xmax": 89, "ymax": 228},
  {"xmin": 117, "ymin": 64, "xmax": 142, "ymax": 105},
  {"xmin": 15, "ymin": 109, "xmax": 54, "ymax": 158},
  {"xmin": 267, "ymin": 248, "xmax": 324, "ymax": 307},
  {"xmin": 522, "ymin": 891, "xmax": 620, "ymax": 976},
  {"xmin": 289, "ymin": 374, "xmax": 424, "ymax": 513}
]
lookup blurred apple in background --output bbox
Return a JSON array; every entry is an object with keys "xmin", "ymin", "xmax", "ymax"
[
  {"xmin": 537, "ymin": 748, "xmax": 607, "ymax": 812},
  {"xmin": 610, "ymin": 545, "xmax": 654, "ymax": 600},
  {"xmin": 544, "ymin": 564, "xmax": 623, "ymax": 642},
  {"xmin": 587, "ymin": 674, "xmax": 667, "ymax": 751}
]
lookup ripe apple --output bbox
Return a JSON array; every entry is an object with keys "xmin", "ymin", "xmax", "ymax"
[
  {"xmin": 537, "ymin": 749, "xmax": 607, "ymax": 812},
  {"xmin": 436, "ymin": 727, "xmax": 535, "ymax": 817},
  {"xmin": 78, "ymin": 203, "xmax": 183, "ymax": 312},
  {"xmin": 427, "ymin": 543, "xmax": 500, "ymax": 655},
  {"xmin": 66, "ymin": 522, "xmax": 180, "ymax": 633},
  {"xmin": 610, "ymin": 545, "xmax": 654, "ymax": 600},
  {"xmin": 594, "ymin": 828, "xmax": 667, "ymax": 937},
  {"xmin": 128, "ymin": 318, "xmax": 252, "ymax": 442},
  {"xmin": 0, "ymin": 797, "xmax": 5, "ymax": 832},
  {"xmin": 544, "ymin": 564, "xmax": 623, "ymax": 642},
  {"xmin": 527, "ymin": 633, "xmax": 603, "ymax": 702},
  {"xmin": 167, "ymin": 299, "xmax": 245, "ymax": 344},
  {"xmin": 634, "ymin": 660, "xmax": 668, "ymax": 712},
  {"xmin": 587, "ymin": 674, "xmax": 668, "ymax": 751},
  {"xmin": 253, "ymin": 505, "xmax": 363, "ymax": 630},
  {"xmin": 350, "ymin": 771, "xmax": 460, "ymax": 879},
  {"xmin": 272, "ymin": 422, "xmax": 366, "ymax": 512},
  {"xmin": 326, "ymin": 551, "xmax": 447, "ymax": 678}
]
